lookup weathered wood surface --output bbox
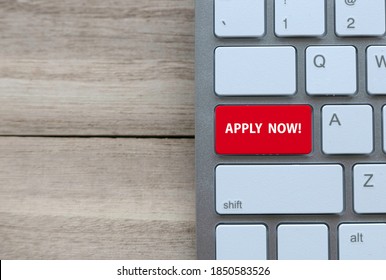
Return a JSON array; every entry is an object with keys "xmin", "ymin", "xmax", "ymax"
[
  {"xmin": 0, "ymin": 0, "xmax": 194, "ymax": 136},
  {"xmin": 0, "ymin": 0, "xmax": 196, "ymax": 259},
  {"xmin": 0, "ymin": 138, "xmax": 195, "ymax": 259}
]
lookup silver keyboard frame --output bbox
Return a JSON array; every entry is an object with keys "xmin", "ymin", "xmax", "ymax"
[{"xmin": 195, "ymin": 0, "xmax": 386, "ymax": 260}]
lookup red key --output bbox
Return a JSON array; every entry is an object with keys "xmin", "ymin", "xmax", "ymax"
[{"xmin": 215, "ymin": 105, "xmax": 312, "ymax": 155}]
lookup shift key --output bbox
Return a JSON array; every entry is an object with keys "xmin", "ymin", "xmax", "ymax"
[{"xmin": 216, "ymin": 165, "xmax": 343, "ymax": 214}]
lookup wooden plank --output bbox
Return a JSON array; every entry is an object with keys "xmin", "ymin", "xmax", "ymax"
[
  {"xmin": 0, "ymin": 0, "xmax": 194, "ymax": 136},
  {"xmin": 0, "ymin": 137, "xmax": 195, "ymax": 259}
]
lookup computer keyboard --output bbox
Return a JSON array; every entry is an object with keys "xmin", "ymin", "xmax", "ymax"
[{"xmin": 195, "ymin": 0, "xmax": 386, "ymax": 260}]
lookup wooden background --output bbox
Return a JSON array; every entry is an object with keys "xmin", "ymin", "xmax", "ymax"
[{"xmin": 0, "ymin": 0, "xmax": 195, "ymax": 259}]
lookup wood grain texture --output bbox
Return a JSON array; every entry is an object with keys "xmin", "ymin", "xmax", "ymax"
[
  {"xmin": 0, "ymin": 0, "xmax": 194, "ymax": 136},
  {"xmin": 0, "ymin": 137, "xmax": 195, "ymax": 259}
]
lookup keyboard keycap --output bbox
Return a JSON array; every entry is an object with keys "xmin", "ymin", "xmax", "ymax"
[
  {"xmin": 339, "ymin": 224, "xmax": 386, "ymax": 260},
  {"xmin": 322, "ymin": 105, "xmax": 373, "ymax": 154},
  {"xmin": 215, "ymin": 105, "xmax": 312, "ymax": 155},
  {"xmin": 306, "ymin": 46, "xmax": 357, "ymax": 95},
  {"xmin": 335, "ymin": 0, "xmax": 386, "ymax": 37},
  {"xmin": 354, "ymin": 164, "xmax": 386, "ymax": 213},
  {"xmin": 214, "ymin": 0, "xmax": 265, "ymax": 38},
  {"xmin": 216, "ymin": 224, "xmax": 267, "ymax": 260},
  {"xmin": 215, "ymin": 47, "xmax": 296, "ymax": 96},
  {"xmin": 216, "ymin": 165, "xmax": 343, "ymax": 214},
  {"xmin": 277, "ymin": 224, "xmax": 329, "ymax": 260},
  {"xmin": 367, "ymin": 46, "xmax": 386, "ymax": 95},
  {"xmin": 275, "ymin": 0, "xmax": 325, "ymax": 37}
]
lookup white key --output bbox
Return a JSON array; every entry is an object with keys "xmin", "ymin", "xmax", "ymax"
[
  {"xmin": 306, "ymin": 46, "xmax": 357, "ymax": 95},
  {"xmin": 216, "ymin": 224, "xmax": 267, "ymax": 260},
  {"xmin": 214, "ymin": 0, "xmax": 265, "ymax": 38},
  {"xmin": 322, "ymin": 105, "xmax": 373, "ymax": 154},
  {"xmin": 216, "ymin": 165, "xmax": 343, "ymax": 214},
  {"xmin": 354, "ymin": 164, "xmax": 386, "ymax": 213},
  {"xmin": 335, "ymin": 0, "xmax": 386, "ymax": 37},
  {"xmin": 215, "ymin": 47, "xmax": 296, "ymax": 96},
  {"xmin": 275, "ymin": 0, "xmax": 325, "ymax": 37},
  {"xmin": 277, "ymin": 224, "xmax": 329, "ymax": 260},
  {"xmin": 339, "ymin": 224, "xmax": 386, "ymax": 260},
  {"xmin": 367, "ymin": 46, "xmax": 386, "ymax": 95}
]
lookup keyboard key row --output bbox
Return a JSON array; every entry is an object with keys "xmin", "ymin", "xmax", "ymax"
[
  {"xmin": 215, "ymin": 0, "xmax": 386, "ymax": 38},
  {"xmin": 215, "ymin": 46, "xmax": 386, "ymax": 96},
  {"xmin": 216, "ymin": 223, "xmax": 386, "ymax": 260},
  {"xmin": 216, "ymin": 105, "xmax": 382, "ymax": 155},
  {"xmin": 216, "ymin": 164, "xmax": 386, "ymax": 214}
]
